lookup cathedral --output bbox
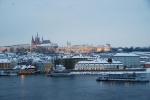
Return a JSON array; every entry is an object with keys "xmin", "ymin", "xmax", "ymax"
[{"xmin": 31, "ymin": 33, "xmax": 51, "ymax": 45}]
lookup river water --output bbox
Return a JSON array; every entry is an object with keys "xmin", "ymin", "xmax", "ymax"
[{"xmin": 0, "ymin": 73, "xmax": 150, "ymax": 100}]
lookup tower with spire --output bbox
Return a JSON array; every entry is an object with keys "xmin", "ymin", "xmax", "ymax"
[
  {"xmin": 31, "ymin": 33, "xmax": 40, "ymax": 45},
  {"xmin": 31, "ymin": 35, "xmax": 35, "ymax": 45},
  {"xmin": 31, "ymin": 33, "xmax": 52, "ymax": 45},
  {"xmin": 42, "ymin": 36, "xmax": 43, "ymax": 42},
  {"xmin": 35, "ymin": 33, "xmax": 40, "ymax": 45}
]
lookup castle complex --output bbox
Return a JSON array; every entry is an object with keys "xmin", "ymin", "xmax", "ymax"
[
  {"xmin": 31, "ymin": 33, "xmax": 51, "ymax": 45},
  {"xmin": 56, "ymin": 44, "xmax": 111, "ymax": 54},
  {"xmin": 0, "ymin": 33, "xmax": 111, "ymax": 53}
]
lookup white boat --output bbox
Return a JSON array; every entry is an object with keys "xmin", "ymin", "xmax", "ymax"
[
  {"xmin": 0, "ymin": 71, "xmax": 8, "ymax": 76},
  {"xmin": 47, "ymin": 64, "xmax": 72, "ymax": 77},
  {"xmin": 0, "ymin": 71, "xmax": 17, "ymax": 76},
  {"xmin": 96, "ymin": 72, "xmax": 149, "ymax": 82}
]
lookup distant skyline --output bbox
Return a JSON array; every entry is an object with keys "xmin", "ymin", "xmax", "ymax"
[{"xmin": 0, "ymin": 0, "xmax": 150, "ymax": 47}]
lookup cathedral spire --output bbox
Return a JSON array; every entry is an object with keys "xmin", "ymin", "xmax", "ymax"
[
  {"xmin": 42, "ymin": 36, "xmax": 43, "ymax": 42},
  {"xmin": 32, "ymin": 36, "xmax": 34, "ymax": 41},
  {"xmin": 31, "ymin": 35, "xmax": 35, "ymax": 45},
  {"xmin": 37, "ymin": 32, "xmax": 38, "ymax": 37}
]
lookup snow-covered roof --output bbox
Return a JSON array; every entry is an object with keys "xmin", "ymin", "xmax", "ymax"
[
  {"xmin": 76, "ymin": 59, "xmax": 122, "ymax": 64},
  {"xmin": 0, "ymin": 53, "xmax": 5, "ymax": 56},
  {"xmin": 132, "ymin": 52, "xmax": 150, "ymax": 56},
  {"xmin": 114, "ymin": 53, "xmax": 139, "ymax": 57},
  {"xmin": 72, "ymin": 55, "xmax": 85, "ymax": 58},
  {"xmin": 33, "ymin": 57, "xmax": 41, "ymax": 62},
  {"xmin": 145, "ymin": 62, "xmax": 150, "ymax": 64},
  {"xmin": 140, "ymin": 56, "xmax": 150, "ymax": 59},
  {"xmin": 13, "ymin": 65, "xmax": 35, "ymax": 69},
  {"xmin": 0, "ymin": 59, "xmax": 11, "ymax": 63}
]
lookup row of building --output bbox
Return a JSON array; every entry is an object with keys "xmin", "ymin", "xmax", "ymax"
[
  {"xmin": 0, "ymin": 52, "xmax": 53, "ymax": 73},
  {"xmin": 1, "ymin": 52, "xmax": 150, "ymax": 74},
  {"xmin": 0, "ymin": 33, "xmax": 111, "ymax": 54},
  {"xmin": 0, "ymin": 44, "xmax": 111, "ymax": 54},
  {"xmin": 0, "ymin": 33, "xmax": 150, "ymax": 72},
  {"xmin": 74, "ymin": 53, "xmax": 140, "ymax": 70}
]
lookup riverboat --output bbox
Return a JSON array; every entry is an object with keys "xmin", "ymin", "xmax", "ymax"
[
  {"xmin": 0, "ymin": 71, "xmax": 17, "ymax": 76},
  {"xmin": 96, "ymin": 72, "xmax": 149, "ymax": 82},
  {"xmin": 47, "ymin": 64, "xmax": 72, "ymax": 77},
  {"xmin": 18, "ymin": 69, "xmax": 36, "ymax": 75}
]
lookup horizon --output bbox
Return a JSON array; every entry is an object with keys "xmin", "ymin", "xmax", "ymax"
[{"xmin": 0, "ymin": 0, "xmax": 150, "ymax": 47}]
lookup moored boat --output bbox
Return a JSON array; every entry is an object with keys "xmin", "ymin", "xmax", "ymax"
[
  {"xmin": 47, "ymin": 64, "xmax": 72, "ymax": 77},
  {"xmin": 0, "ymin": 70, "xmax": 17, "ymax": 76},
  {"xmin": 0, "ymin": 71, "xmax": 8, "ymax": 76},
  {"xmin": 96, "ymin": 72, "xmax": 149, "ymax": 82}
]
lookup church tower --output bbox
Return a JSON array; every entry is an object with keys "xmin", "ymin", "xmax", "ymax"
[
  {"xmin": 31, "ymin": 35, "xmax": 35, "ymax": 45},
  {"xmin": 35, "ymin": 33, "xmax": 40, "ymax": 45},
  {"xmin": 42, "ymin": 36, "xmax": 43, "ymax": 43}
]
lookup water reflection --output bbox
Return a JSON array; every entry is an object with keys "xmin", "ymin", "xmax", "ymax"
[
  {"xmin": 124, "ymin": 82, "xmax": 130, "ymax": 87},
  {"xmin": 20, "ymin": 75, "xmax": 25, "ymax": 97},
  {"xmin": 100, "ymin": 81, "xmax": 103, "ymax": 86},
  {"xmin": 21, "ymin": 75, "xmax": 24, "ymax": 86},
  {"xmin": 109, "ymin": 82, "xmax": 116, "ymax": 86},
  {"xmin": 98, "ymin": 81, "xmax": 149, "ymax": 87},
  {"xmin": 99, "ymin": 81, "xmax": 116, "ymax": 87}
]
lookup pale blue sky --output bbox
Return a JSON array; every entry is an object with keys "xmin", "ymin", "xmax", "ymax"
[{"xmin": 0, "ymin": 0, "xmax": 150, "ymax": 47}]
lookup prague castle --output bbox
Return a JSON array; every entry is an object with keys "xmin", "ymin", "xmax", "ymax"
[
  {"xmin": 0, "ymin": 33, "xmax": 110, "ymax": 53},
  {"xmin": 56, "ymin": 43, "xmax": 111, "ymax": 54},
  {"xmin": 31, "ymin": 33, "xmax": 51, "ymax": 45},
  {"xmin": 30, "ymin": 33, "xmax": 58, "ymax": 52}
]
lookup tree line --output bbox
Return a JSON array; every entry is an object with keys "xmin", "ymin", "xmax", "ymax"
[{"xmin": 111, "ymin": 46, "xmax": 150, "ymax": 52}]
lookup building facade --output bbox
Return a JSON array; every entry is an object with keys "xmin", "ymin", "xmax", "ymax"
[
  {"xmin": 56, "ymin": 45, "xmax": 95, "ymax": 54},
  {"xmin": 36, "ymin": 61, "xmax": 53, "ymax": 72},
  {"xmin": 74, "ymin": 59, "xmax": 124, "ymax": 70},
  {"xmin": 95, "ymin": 44, "xmax": 111, "ymax": 52},
  {"xmin": 113, "ymin": 53, "xmax": 141, "ymax": 68},
  {"xmin": 0, "ymin": 59, "xmax": 11, "ymax": 69},
  {"xmin": 143, "ymin": 62, "xmax": 150, "ymax": 68},
  {"xmin": 56, "ymin": 44, "xmax": 111, "ymax": 54}
]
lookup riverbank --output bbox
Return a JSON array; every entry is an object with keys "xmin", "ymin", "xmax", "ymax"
[{"xmin": 1, "ymin": 68, "xmax": 150, "ymax": 76}]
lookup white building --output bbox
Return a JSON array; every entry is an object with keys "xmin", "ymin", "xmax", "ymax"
[
  {"xmin": 113, "ymin": 53, "xmax": 140, "ymax": 68},
  {"xmin": 74, "ymin": 59, "xmax": 124, "ymax": 70},
  {"xmin": 0, "ymin": 59, "xmax": 11, "ymax": 69}
]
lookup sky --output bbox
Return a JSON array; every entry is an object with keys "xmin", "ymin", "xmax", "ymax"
[{"xmin": 0, "ymin": 0, "xmax": 150, "ymax": 47}]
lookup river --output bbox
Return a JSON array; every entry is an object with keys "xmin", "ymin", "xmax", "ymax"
[{"xmin": 0, "ymin": 73, "xmax": 150, "ymax": 100}]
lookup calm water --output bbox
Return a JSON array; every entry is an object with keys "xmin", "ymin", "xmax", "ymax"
[{"xmin": 0, "ymin": 74, "xmax": 150, "ymax": 100}]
